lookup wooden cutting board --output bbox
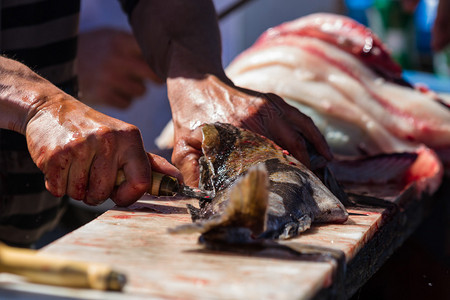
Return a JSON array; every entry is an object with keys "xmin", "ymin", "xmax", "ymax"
[{"xmin": 0, "ymin": 183, "xmax": 438, "ymax": 299}]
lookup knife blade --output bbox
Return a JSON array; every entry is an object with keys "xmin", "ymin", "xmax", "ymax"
[{"xmin": 115, "ymin": 170, "xmax": 214, "ymax": 200}]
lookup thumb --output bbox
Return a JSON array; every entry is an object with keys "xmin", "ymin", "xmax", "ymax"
[
  {"xmin": 113, "ymin": 147, "xmax": 151, "ymax": 206},
  {"xmin": 147, "ymin": 152, "xmax": 183, "ymax": 182},
  {"xmin": 172, "ymin": 139, "xmax": 202, "ymax": 187}
]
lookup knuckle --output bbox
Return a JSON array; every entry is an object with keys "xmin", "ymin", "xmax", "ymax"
[
  {"xmin": 85, "ymin": 190, "xmax": 110, "ymax": 206},
  {"xmin": 68, "ymin": 140, "xmax": 90, "ymax": 160},
  {"xmin": 69, "ymin": 189, "xmax": 86, "ymax": 201},
  {"xmin": 130, "ymin": 181, "xmax": 148, "ymax": 194},
  {"xmin": 92, "ymin": 126, "xmax": 118, "ymax": 144},
  {"xmin": 45, "ymin": 177, "xmax": 63, "ymax": 197},
  {"xmin": 125, "ymin": 123, "xmax": 140, "ymax": 133},
  {"xmin": 98, "ymin": 132, "xmax": 117, "ymax": 156},
  {"xmin": 47, "ymin": 147, "xmax": 71, "ymax": 172},
  {"xmin": 126, "ymin": 126, "xmax": 144, "ymax": 142}
]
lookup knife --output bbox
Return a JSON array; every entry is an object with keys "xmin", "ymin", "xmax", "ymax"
[
  {"xmin": 0, "ymin": 242, "xmax": 126, "ymax": 291},
  {"xmin": 115, "ymin": 170, "xmax": 214, "ymax": 200}
]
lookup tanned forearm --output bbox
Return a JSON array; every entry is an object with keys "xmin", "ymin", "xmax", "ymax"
[
  {"xmin": 129, "ymin": 0, "xmax": 225, "ymax": 80},
  {"xmin": 0, "ymin": 56, "xmax": 62, "ymax": 134}
]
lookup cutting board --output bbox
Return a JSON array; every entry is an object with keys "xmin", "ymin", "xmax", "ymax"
[{"xmin": 1, "ymin": 180, "xmax": 438, "ymax": 300}]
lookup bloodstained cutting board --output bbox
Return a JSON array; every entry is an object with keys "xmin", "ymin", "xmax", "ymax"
[{"xmin": 0, "ymin": 183, "xmax": 440, "ymax": 300}]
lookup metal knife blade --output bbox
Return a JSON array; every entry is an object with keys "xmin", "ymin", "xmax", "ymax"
[{"xmin": 116, "ymin": 170, "xmax": 214, "ymax": 200}]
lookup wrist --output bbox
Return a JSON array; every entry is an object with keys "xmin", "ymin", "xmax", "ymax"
[
  {"xmin": 0, "ymin": 56, "xmax": 67, "ymax": 134},
  {"xmin": 167, "ymin": 73, "xmax": 233, "ymax": 106},
  {"xmin": 166, "ymin": 39, "xmax": 227, "ymax": 80}
]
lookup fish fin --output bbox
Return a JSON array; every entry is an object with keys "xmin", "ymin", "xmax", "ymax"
[
  {"xmin": 186, "ymin": 204, "xmax": 201, "ymax": 222},
  {"xmin": 222, "ymin": 163, "xmax": 269, "ymax": 236},
  {"xmin": 169, "ymin": 164, "xmax": 269, "ymax": 239},
  {"xmin": 321, "ymin": 166, "xmax": 352, "ymax": 207},
  {"xmin": 304, "ymin": 138, "xmax": 350, "ymax": 206},
  {"xmin": 278, "ymin": 215, "xmax": 312, "ymax": 240},
  {"xmin": 260, "ymin": 214, "xmax": 312, "ymax": 240},
  {"xmin": 168, "ymin": 222, "xmax": 207, "ymax": 235},
  {"xmin": 347, "ymin": 193, "xmax": 398, "ymax": 214}
]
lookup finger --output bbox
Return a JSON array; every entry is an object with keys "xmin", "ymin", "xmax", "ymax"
[
  {"xmin": 101, "ymin": 58, "xmax": 148, "ymax": 99},
  {"xmin": 99, "ymin": 89, "xmax": 134, "ymax": 109},
  {"xmin": 271, "ymin": 124, "xmax": 311, "ymax": 168},
  {"xmin": 95, "ymin": 82, "xmax": 134, "ymax": 109},
  {"xmin": 64, "ymin": 140, "xmax": 96, "ymax": 201},
  {"xmin": 276, "ymin": 130, "xmax": 310, "ymax": 168},
  {"xmin": 66, "ymin": 158, "xmax": 90, "ymax": 201},
  {"xmin": 112, "ymin": 145, "xmax": 151, "ymax": 206},
  {"xmin": 114, "ymin": 34, "xmax": 162, "ymax": 82},
  {"xmin": 112, "ymin": 48, "xmax": 159, "ymax": 82},
  {"xmin": 262, "ymin": 93, "xmax": 332, "ymax": 160},
  {"xmin": 123, "ymin": 55, "xmax": 159, "ymax": 82},
  {"xmin": 116, "ymin": 32, "xmax": 143, "ymax": 58},
  {"xmin": 147, "ymin": 153, "xmax": 183, "ymax": 182},
  {"xmin": 281, "ymin": 101, "xmax": 332, "ymax": 161},
  {"xmin": 172, "ymin": 139, "xmax": 202, "ymax": 187},
  {"xmin": 101, "ymin": 71, "xmax": 147, "ymax": 103},
  {"xmin": 84, "ymin": 155, "xmax": 118, "ymax": 206},
  {"xmin": 113, "ymin": 77, "xmax": 147, "ymax": 99},
  {"xmin": 43, "ymin": 148, "xmax": 71, "ymax": 197}
]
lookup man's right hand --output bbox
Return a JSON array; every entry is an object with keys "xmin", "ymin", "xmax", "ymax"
[
  {"xmin": 25, "ymin": 95, "xmax": 155, "ymax": 206},
  {"xmin": 0, "ymin": 55, "xmax": 180, "ymax": 206}
]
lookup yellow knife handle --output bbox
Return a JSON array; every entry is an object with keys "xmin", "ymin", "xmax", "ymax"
[
  {"xmin": 0, "ymin": 242, "xmax": 126, "ymax": 291},
  {"xmin": 115, "ymin": 170, "xmax": 179, "ymax": 196}
]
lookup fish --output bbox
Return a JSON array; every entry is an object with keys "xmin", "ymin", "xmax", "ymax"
[
  {"xmin": 225, "ymin": 13, "xmax": 450, "ymax": 174},
  {"xmin": 170, "ymin": 122, "xmax": 348, "ymax": 242}
]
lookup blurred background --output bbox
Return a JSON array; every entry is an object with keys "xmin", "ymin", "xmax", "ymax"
[{"xmin": 344, "ymin": 0, "xmax": 450, "ymax": 91}]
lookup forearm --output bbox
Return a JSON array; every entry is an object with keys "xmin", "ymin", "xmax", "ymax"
[
  {"xmin": 128, "ymin": 0, "xmax": 225, "ymax": 81},
  {"xmin": 0, "ymin": 56, "xmax": 62, "ymax": 134}
]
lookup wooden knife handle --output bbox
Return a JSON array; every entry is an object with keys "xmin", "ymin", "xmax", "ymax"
[
  {"xmin": 115, "ymin": 170, "xmax": 179, "ymax": 196},
  {"xmin": 0, "ymin": 242, "xmax": 126, "ymax": 291}
]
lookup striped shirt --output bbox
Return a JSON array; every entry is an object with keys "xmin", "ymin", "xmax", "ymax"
[{"xmin": 0, "ymin": 0, "xmax": 80, "ymax": 247}]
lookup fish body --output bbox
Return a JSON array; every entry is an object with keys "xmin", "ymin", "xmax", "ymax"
[{"xmin": 172, "ymin": 123, "xmax": 348, "ymax": 241}]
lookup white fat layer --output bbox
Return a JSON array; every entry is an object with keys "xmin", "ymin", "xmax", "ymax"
[{"xmin": 226, "ymin": 36, "xmax": 450, "ymax": 151}]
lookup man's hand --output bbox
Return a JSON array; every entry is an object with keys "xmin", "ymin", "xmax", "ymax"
[
  {"xmin": 77, "ymin": 28, "xmax": 162, "ymax": 109},
  {"xmin": 168, "ymin": 75, "xmax": 332, "ymax": 186},
  {"xmin": 25, "ymin": 95, "xmax": 178, "ymax": 206}
]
